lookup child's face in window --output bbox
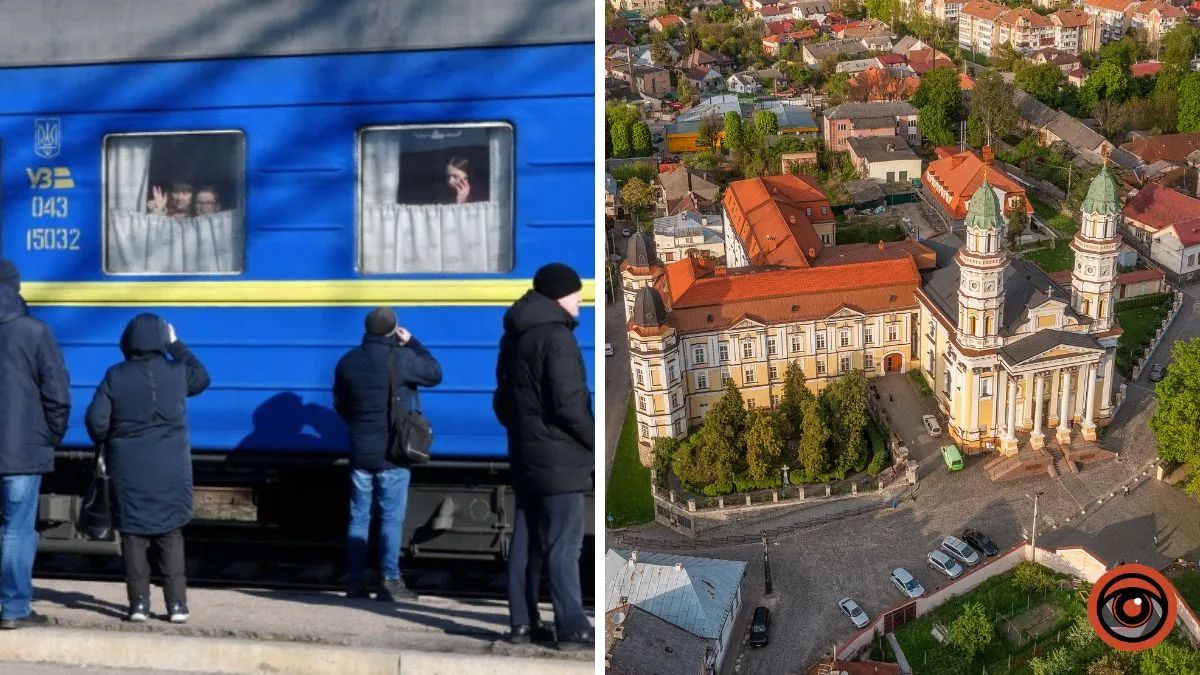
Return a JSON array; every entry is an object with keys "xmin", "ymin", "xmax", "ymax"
[
  {"xmin": 195, "ymin": 191, "xmax": 220, "ymax": 215},
  {"xmin": 171, "ymin": 187, "xmax": 193, "ymax": 211}
]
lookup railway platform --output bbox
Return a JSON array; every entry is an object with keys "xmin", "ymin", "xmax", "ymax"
[{"xmin": 0, "ymin": 578, "xmax": 592, "ymax": 674}]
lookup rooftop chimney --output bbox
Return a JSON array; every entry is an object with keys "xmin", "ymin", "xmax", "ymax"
[
  {"xmin": 790, "ymin": 215, "xmax": 797, "ymax": 224},
  {"xmin": 809, "ymin": 247, "xmax": 816, "ymax": 257},
  {"xmin": 878, "ymin": 239, "xmax": 885, "ymax": 251},
  {"xmin": 631, "ymin": 550, "xmax": 638, "ymax": 563},
  {"xmin": 675, "ymin": 562, "xmax": 683, "ymax": 570}
]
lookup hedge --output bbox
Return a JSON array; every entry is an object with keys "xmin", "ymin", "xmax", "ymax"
[{"xmin": 1115, "ymin": 291, "xmax": 1173, "ymax": 312}]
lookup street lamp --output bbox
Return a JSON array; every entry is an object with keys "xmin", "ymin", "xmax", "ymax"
[{"xmin": 1026, "ymin": 491, "xmax": 1044, "ymax": 562}]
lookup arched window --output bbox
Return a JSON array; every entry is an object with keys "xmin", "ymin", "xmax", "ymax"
[
  {"xmin": 969, "ymin": 315, "xmax": 977, "ymax": 335},
  {"xmin": 984, "ymin": 315, "xmax": 992, "ymax": 335},
  {"xmin": 1082, "ymin": 298, "xmax": 1091, "ymax": 315}
]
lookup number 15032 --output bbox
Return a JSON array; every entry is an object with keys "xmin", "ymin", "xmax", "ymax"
[{"xmin": 26, "ymin": 228, "xmax": 80, "ymax": 251}]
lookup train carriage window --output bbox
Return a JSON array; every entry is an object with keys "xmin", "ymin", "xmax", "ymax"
[
  {"xmin": 358, "ymin": 123, "xmax": 513, "ymax": 274},
  {"xmin": 103, "ymin": 131, "xmax": 245, "ymax": 275}
]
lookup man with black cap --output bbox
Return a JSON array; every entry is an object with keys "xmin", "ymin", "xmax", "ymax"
[
  {"xmin": 334, "ymin": 307, "xmax": 441, "ymax": 602},
  {"xmin": 0, "ymin": 258, "xmax": 70, "ymax": 629},
  {"xmin": 494, "ymin": 262, "xmax": 594, "ymax": 650}
]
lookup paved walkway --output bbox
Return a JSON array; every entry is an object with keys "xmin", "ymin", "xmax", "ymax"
[
  {"xmin": 604, "ymin": 262, "xmax": 632, "ymax": 483},
  {"xmin": 886, "ymin": 633, "xmax": 912, "ymax": 674}
]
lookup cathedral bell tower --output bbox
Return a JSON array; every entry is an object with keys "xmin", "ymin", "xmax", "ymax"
[
  {"xmin": 954, "ymin": 148, "xmax": 1010, "ymax": 351},
  {"xmin": 1071, "ymin": 150, "xmax": 1121, "ymax": 331}
]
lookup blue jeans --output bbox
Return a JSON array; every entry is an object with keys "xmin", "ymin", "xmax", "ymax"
[
  {"xmin": 0, "ymin": 474, "xmax": 41, "ymax": 620},
  {"xmin": 507, "ymin": 491, "xmax": 589, "ymax": 636},
  {"xmin": 347, "ymin": 467, "xmax": 410, "ymax": 584}
]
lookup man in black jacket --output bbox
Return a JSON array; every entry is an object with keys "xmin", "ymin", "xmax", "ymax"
[
  {"xmin": 0, "ymin": 259, "xmax": 70, "ymax": 629},
  {"xmin": 494, "ymin": 263, "xmax": 594, "ymax": 651},
  {"xmin": 334, "ymin": 307, "xmax": 441, "ymax": 602}
]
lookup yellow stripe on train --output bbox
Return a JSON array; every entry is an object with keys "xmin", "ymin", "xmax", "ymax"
[{"xmin": 20, "ymin": 279, "xmax": 597, "ymax": 307}]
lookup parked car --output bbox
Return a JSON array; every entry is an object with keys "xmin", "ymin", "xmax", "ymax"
[
  {"xmin": 749, "ymin": 606, "xmax": 770, "ymax": 647},
  {"xmin": 1150, "ymin": 363, "xmax": 1166, "ymax": 382},
  {"xmin": 941, "ymin": 535, "xmax": 981, "ymax": 566},
  {"xmin": 928, "ymin": 550, "xmax": 963, "ymax": 579},
  {"xmin": 838, "ymin": 597, "xmax": 870, "ymax": 629},
  {"xmin": 962, "ymin": 528, "xmax": 999, "ymax": 556},
  {"xmin": 604, "ymin": 343, "xmax": 614, "ymax": 357},
  {"xmin": 939, "ymin": 444, "xmax": 963, "ymax": 471},
  {"xmin": 890, "ymin": 568, "xmax": 925, "ymax": 598},
  {"xmin": 922, "ymin": 414, "xmax": 942, "ymax": 437}
]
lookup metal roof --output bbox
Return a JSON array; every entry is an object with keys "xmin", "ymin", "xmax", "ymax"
[{"xmin": 605, "ymin": 549, "xmax": 747, "ymax": 640}]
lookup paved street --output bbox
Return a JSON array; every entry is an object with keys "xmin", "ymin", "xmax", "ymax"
[
  {"xmin": 0, "ymin": 665, "xmax": 199, "ymax": 674},
  {"xmin": 605, "ymin": 229, "xmax": 634, "ymax": 482}
]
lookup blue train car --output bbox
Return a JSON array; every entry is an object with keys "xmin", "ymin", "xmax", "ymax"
[{"xmin": 0, "ymin": 1, "xmax": 595, "ymax": 560}]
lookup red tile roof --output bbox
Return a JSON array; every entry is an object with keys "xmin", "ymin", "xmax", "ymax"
[
  {"xmin": 997, "ymin": 7, "xmax": 1052, "ymax": 27},
  {"xmin": 1086, "ymin": 0, "xmax": 1135, "ymax": 11},
  {"xmin": 722, "ymin": 175, "xmax": 834, "ymax": 267},
  {"xmin": 1116, "ymin": 268, "xmax": 1164, "ymax": 285},
  {"xmin": 1121, "ymin": 132, "xmax": 1200, "ymax": 163},
  {"xmin": 663, "ymin": 257, "xmax": 923, "ymax": 332},
  {"xmin": 876, "ymin": 54, "xmax": 907, "ymax": 65},
  {"xmin": 653, "ymin": 14, "xmax": 685, "ymax": 26},
  {"xmin": 1052, "ymin": 7, "xmax": 1093, "ymax": 26},
  {"xmin": 922, "ymin": 149, "xmax": 1033, "ymax": 219},
  {"xmin": 1131, "ymin": 60, "xmax": 1163, "ymax": 77},
  {"xmin": 1122, "ymin": 183, "xmax": 1200, "ymax": 230},
  {"xmin": 961, "ymin": 0, "xmax": 1007, "ymax": 20},
  {"xmin": 959, "ymin": 72, "xmax": 975, "ymax": 90},
  {"xmin": 1169, "ymin": 217, "xmax": 1200, "ymax": 247},
  {"xmin": 605, "ymin": 28, "xmax": 635, "ymax": 44}
]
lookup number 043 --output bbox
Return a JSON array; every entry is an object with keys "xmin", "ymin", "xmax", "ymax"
[{"xmin": 26, "ymin": 228, "xmax": 80, "ymax": 251}]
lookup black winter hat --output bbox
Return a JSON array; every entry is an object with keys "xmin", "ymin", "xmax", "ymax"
[
  {"xmin": 365, "ymin": 307, "xmax": 397, "ymax": 336},
  {"xmin": 0, "ymin": 258, "xmax": 18, "ymax": 292},
  {"xmin": 533, "ymin": 263, "xmax": 582, "ymax": 301}
]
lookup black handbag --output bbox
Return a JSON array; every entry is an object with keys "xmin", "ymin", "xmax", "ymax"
[
  {"xmin": 77, "ymin": 447, "xmax": 115, "ymax": 541},
  {"xmin": 387, "ymin": 350, "xmax": 433, "ymax": 465}
]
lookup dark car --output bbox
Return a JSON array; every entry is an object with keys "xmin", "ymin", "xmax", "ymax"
[
  {"xmin": 962, "ymin": 528, "xmax": 999, "ymax": 556},
  {"xmin": 1150, "ymin": 364, "xmax": 1166, "ymax": 382},
  {"xmin": 749, "ymin": 606, "xmax": 770, "ymax": 647}
]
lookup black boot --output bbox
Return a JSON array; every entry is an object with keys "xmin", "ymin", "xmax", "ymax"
[
  {"xmin": 377, "ymin": 578, "xmax": 418, "ymax": 603},
  {"xmin": 510, "ymin": 621, "xmax": 556, "ymax": 644},
  {"xmin": 556, "ymin": 626, "xmax": 594, "ymax": 651}
]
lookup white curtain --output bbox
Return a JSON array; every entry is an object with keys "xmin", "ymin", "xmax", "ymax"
[
  {"xmin": 359, "ymin": 128, "xmax": 513, "ymax": 274},
  {"xmin": 105, "ymin": 136, "xmax": 243, "ymax": 274}
]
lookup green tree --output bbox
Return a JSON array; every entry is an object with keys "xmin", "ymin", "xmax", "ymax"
[
  {"xmin": 1080, "ymin": 59, "xmax": 1133, "ymax": 112},
  {"xmin": 947, "ymin": 601, "xmax": 994, "ymax": 661},
  {"xmin": 724, "ymin": 111, "xmax": 744, "ymax": 152},
  {"xmin": 652, "ymin": 436, "xmax": 679, "ymax": 483},
  {"xmin": 825, "ymin": 72, "xmax": 850, "ymax": 106},
  {"xmin": 1139, "ymin": 641, "xmax": 1200, "ymax": 675},
  {"xmin": 1089, "ymin": 653, "xmax": 1138, "ymax": 675},
  {"xmin": 611, "ymin": 121, "xmax": 633, "ymax": 158},
  {"xmin": 913, "ymin": 67, "xmax": 961, "ymax": 146},
  {"xmin": 1150, "ymin": 338, "xmax": 1200, "ymax": 498},
  {"xmin": 696, "ymin": 115, "xmax": 720, "ymax": 150},
  {"xmin": 1065, "ymin": 614, "xmax": 1097, "ymax": 649},
  {"xmin": 675, "ymin": 75, "xmax": 694, "ymax": 105},
  {"xmin": 1100, "ymin": 36, "xmax": 1138, "ymax": 70},
  {"xmin": 776, "ymin": 362, "xmax": 813, "ymax": 444},
  {"xmin": 1006, "ymin": 196, "xmax": 1028, "ymax": 245},
  {"xmin": 864, "ymin": 0, "xmax": 900, "ymax": 23},
  {"xmin": 968, "ymin": 71, "xmax": 1019, "ymax": 145},
  {"xmin": 650, "ymin": 33, "xmax": 671, "ymax": 67},
  {"xmin": 990, "ymin": 42, "xmax": 1023, "ymax": 72},
  {"xmin": 1015, "ymin": 62, "xmax": 1064, "ymax": 105},
  {"xmin": 919, "ymin": 104, "xmax": 957, "ymax": 147},
  {"xmin": 1030, "ymin": 648, "xmax": 1073, "ymax": 675},
  {"xmin": 1012, "ymin": 561, "xmax": 1058, "ymax": 592},
  {"xmin": 631, "ymin": 121, "xmax": 653, "ymax": 156},
  {"xmin": 620, "ymin": 177, "xmax": 655, "ymax": 223},
  {"xmin": 1179, "ymin": 72, "xmax": 1200, "ymax": 133},
  {"xmin": 797, "ymin": 396, "xmax": 829, "ymax": 479},
  {"xmin": 824, "ymin": 370, "xmax": 869, "ymax": 477},
  {"xmin": 697, "ymin": 381, "xmax": 747, "ymax": 485},
  {"xmin": 1163, "ymin": 25, "xmax": 1200, "ymax": 73},
  {"xmin": 745, "ymin": 410, "xmax": 784, "ymax": 481},
  {"xmin": 754, "ymin": 110, "xmax": 779, "ymax": 138}
]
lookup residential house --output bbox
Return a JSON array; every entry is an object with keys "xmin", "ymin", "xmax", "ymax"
[
  {"xmin": 678, "ymin": 48, "xmax": 735, "ymax": 74},
  {"xmin": 922, "ymin": 147, "xmax": 1034, "ymax": 221},
  {"xmin": 1131, "ymin": 60, "xmax": 1163, "ymax": 78},
  {"xmin": 722, "ymin": 174, "xmax": 838, "ymax": 267},
  {"xmin": 727, "ymin": 71, "xmax": 761, "ymax": 94},
  {"xmin": 961, "ymin": 2, "xmax": 1058, "ymax": 55},
  {"xmin": 685, "ymin": 66, "xmax": 725, "ymax": 93},
  {"xmin": 780, "ymin": 149, "xmax": 820, "ymax": 173},
  {"xmin": 1082, "ymin": 0, "xmax": 1134, "ymax": 44},
  {"xmin": 847, "ymin": 136, "xmax": 923, "ymax": 183},
  {"xmin": 763, "ymin": 101, "xmax": 819, "ymax": 136},
  {"xmin": 757, "ymin": 3, "xmax": 796, "ymax": 22},
  {"xmin": 958, "ymin": 1, "xmax": 1007, "ymax": 54},
  {"xmin": 1121, "ymin": 132, "xmax": 1200, "ymax": 165},
  {"xmin": 931, "ymin": 0, "xmax": 967, "ymax": 24},
  {"xmin": 605, "ymin": 604, "xmax": 715, "ymax": 675},
  {"xmin": 848, "ymin": 67, "xmax": 921, "ymax": 101},
  {"xmin": 791, "ymin": 0, "xmax": 832, "ymax": 16},
  {"xmin": 1068, "ymin": 68, "xmax": 1088, "ymax": 86},
  {"xmin": 1031, "ymin": 47, "xmax": 1082, "ymax": 74},
  {"xmin": 607, "ymin": 56, "xmax": 673, "ymax": 97},
  {"xmin": 822, "ymin": 101, "xmax": 920, "ymax": 151},
  {"xmin": 1115, "ymin": 268, "xmax": 1166, "ymax": 300},
  {"xmin": 892, "ymin": 36, "xmax": 931, "ymax": 54},
  {"xmin": 836, "ymin": 57, "xmax": 886, "ymax": 74},
  {"xmin": 607, "ymin": 42, "xmax": 681, "ymax": 68},
  {"xmin": 605, "ymin": 28, "xmax": 636, "ymax": 45},
  {"xmin": 606, "ymin": 173, "xmax": 621, "ymax": 218},
  {"xmin": 1122, "ymin": 184, "xmax": 1200, "ymax": 282},
  {"xmin": 657, "ymin": 164, "xmax": 723, "ymax": 215},
  {"xmin": 1126, "ymin": 1, "xmax": 1186, "ymax": 43},
  {"xmin": 1050, "ymin": 8, "xmax": 1100, "ymax": 55},
  {"xmin": 1012, "ymin": 90, "xmax": 1139, "ymax": 168},
  {"xmin": 605, "ymin": 550, "xmax": 747, "ymax": 675},
  {"xmin": 802, "ymin": 39, "xmax": 869, "ymax": 67},
  {"xmin": 653, "ymin": 210, "xmax": 727, "ymax": 262},
  {"xmin": 609, "ymin": 0, "xmax": 666, "ymax": 11},
  {"xmin": 905, "ymin": 48, "xmax": 956, "ymax": 74},
  {"xmin": 649, "ymin": 14, "xmax": 686, "ymax": 31}
]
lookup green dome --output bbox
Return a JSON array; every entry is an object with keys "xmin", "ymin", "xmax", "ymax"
[
  {"xmin": 964, "ymin": 177, "xmax": 1005, "ymax": 232},
  {"xmin": 1081, "ymin": 166, "xmax": 1120, "ymax": 215}
]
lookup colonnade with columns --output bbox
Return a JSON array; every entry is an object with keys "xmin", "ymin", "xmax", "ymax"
[{"xmin": 993, "ymin": 357, "xmax": 1109, "ymax": 454}]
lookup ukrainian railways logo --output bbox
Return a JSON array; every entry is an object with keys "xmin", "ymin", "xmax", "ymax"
[{"xmin": 34, "ymin": 117, "xmax": 61, "ymax": 159}]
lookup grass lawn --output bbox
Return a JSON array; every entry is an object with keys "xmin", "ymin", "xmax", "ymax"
[
  {"xmin": 1021, "ymin": 241, "xmax": 1074, "ymax": 273},
  {"xmin": 1116, "ymin": 303, "xmax": 1170, "ymax": 377},
  {"xmin": 1170, "ymin": 569, "xmax": 1200, "ymax": 616},
  {"xmin": 837, "ymin": 221, "xmax": 906, "ymax": 245},
  {"xmin": 1029, "ymin": 196, "xmax": 1078, "ymax": 238},
  {"xmin": 605, "ymin": 398, "xmax": 653, "ymax": 528}
]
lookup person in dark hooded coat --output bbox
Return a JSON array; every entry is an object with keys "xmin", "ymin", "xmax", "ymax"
[
  {"xmin": 85, "ymin": 313, "xmax": 210, "ymax": 624},
  {"xmin": 0, "ymin": 258, "xmax": 70, "ymax": 630},
  {"xmin": 493, "ymin": 263, "xmax": 593, "ymax": 650}
]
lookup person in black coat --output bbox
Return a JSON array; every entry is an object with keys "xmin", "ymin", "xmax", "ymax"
[
  {"xmin": 494, "ymin": 263, "xmax": 594, "ymax": 650},
  {"xmin": 85, "ymin": 313, "xmax": 210, "ymax": 624},
  {"xmin": 0, "ymin": 259, "xmax": 70, "ymax": 629},
  {"xmin": 334, "ymin": 307, "xmax": 442, "ymax": 602}
]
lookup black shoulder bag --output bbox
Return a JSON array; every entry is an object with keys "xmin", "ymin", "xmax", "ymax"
[
  {"xmin": 387, "ymin": 349, "xmax": 433, "ymax": 465},
  {"xmin": 77, "ymin": 444, "xmax": 115, "ymax": 541}
]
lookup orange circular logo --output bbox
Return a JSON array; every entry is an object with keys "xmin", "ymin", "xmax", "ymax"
[{"xmin": 1088, "ymin": 563, "xmax": 1178, "ymax": 651}]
